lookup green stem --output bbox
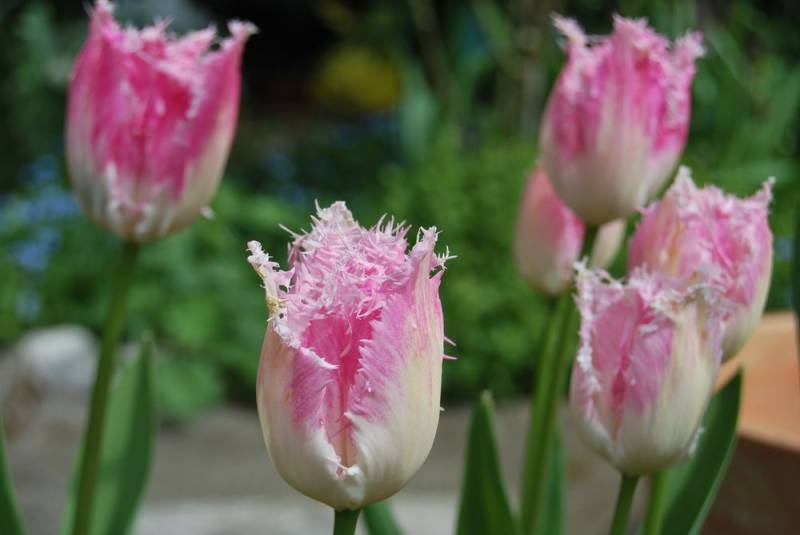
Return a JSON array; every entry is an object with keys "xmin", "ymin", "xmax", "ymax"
[
  {"xmin": 0, "ymin": 416, "xmax": 25, "ymax": 535},
  {"xmin": 583, "ymin": 225, "xmax": 599, "ymax": 266},
  {"xmin": 520, "ymin": 226, "xmax": 599, "ymax": 534},
  {"xmin": 531, "ymin": 297, "xmax": 568, "ymax": 432},
  {"xmin": 643, "ymin": 471, "xmax": 669, "ymax": 535},
  {"xmin": 71, "ymin": 241, "xmax": 140, "ymax": 535},
  {"xmin": 609, "ymin": 474, "xmax": 639, "ymax": 535},
  {"xmin": 519, "ymin": 294, "xmax": 569, "ymax": 533},
  {"xmin": 333, "ymin": 508, "xmax": 361, "ymax": 535},
  {"xmin": 363, "ymin": 500, "xmax": 402, "ymax": 534}
]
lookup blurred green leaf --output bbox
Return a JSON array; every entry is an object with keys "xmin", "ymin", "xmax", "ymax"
[
  {"xmin": 62, "ymin": 335, "xmax": 156, "ymax": 535},
  {"xmin": 363, "ymin": 500, "xmax": 403, "ymax": 535},
  {"xmin": 0, "ymin": 416, "xmax": 26, "ymax": 535},
  {"xmin": 456, "ymin": 391, "xmax": 518, "ymax": 535},
  {"xmin": 397, "ymin": 60, "xmax": 437, "ymax": 163},
  {"xmin": 155, "ymin": 355, "xmax": 224, "ymax": 420},
  {"xmin": 539, "ymin": 429, "xmax": 564, "ymax": 535},
  {"xmin": 661, "ymin": 373, "xmax": 741, "ymax": 535},
  {"xmin": 469, "ymin": 0, "xmax": 515, "ymax": 70},
  {"xmin": 753, "ymin": 66, "xmax": 800, "ymax": 156}
]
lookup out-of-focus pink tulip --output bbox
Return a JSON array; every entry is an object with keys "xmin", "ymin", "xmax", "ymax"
[
  {"xmin": 66, "ymin": 0, "xmax": 255, "ymax": 242},
  {"xmin": 540, "ymin": 15, "xmax": 703, "ymax": 225},
  {"xmin": 247, "ymin": 202, "xmax": 449, "ymax": 510},
  {"xmin": 514, "ymin": 167, "xmax": 625, "ymax": 295},
  {"xmin": 629, "ymin": 167, "xmax": 773, "ymax": 359},
  {"xmin": 569, "ymin": 265, "xmax": 725, "ymax": 475}
]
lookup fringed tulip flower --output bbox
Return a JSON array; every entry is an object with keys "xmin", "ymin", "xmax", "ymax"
[
  {"xmin": 66, "ymin": 0, "xmax": 255, "ymax": 242},
  {"xmin": 247, "ymin": 202, "xmax": 449, "ymax": 510},
  {"xmin": 629, "ymin": 167, "xmax": 773, "ymax": 359},
  {"xmin": 515, "ymin": 166, "xmax": 625, "ymax": 295},
  {"xmin": 569, "ymin": 265, "xmax": 725, "ymax": 475},
  {"xmin": 540, "ymin": 15, "xmax": 703, "ymax": 225}
]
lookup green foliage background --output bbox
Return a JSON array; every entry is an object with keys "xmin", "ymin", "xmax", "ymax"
[{"xmin": 0, "ymin": 0, "xmax": 797, "ymax": 416}]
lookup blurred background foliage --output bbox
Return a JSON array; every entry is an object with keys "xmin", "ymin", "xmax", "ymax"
[{"xmin": 0, "ymin": 0, "xmax": 798, "ymax": 417}]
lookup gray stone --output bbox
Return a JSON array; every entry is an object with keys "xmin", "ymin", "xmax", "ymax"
[{"xmin": 15, "ymin": 325, "xmax": 97, "ymax": 395}]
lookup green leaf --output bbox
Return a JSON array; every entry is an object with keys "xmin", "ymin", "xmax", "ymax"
[
  {"xmin": 0, "ymin": 416, "xmax": 26, "ymax": 535},
  {"xmin": 661, "ymin": 373, "xmax": 742, "ymax": 535},
  {"xmin": 63, "ymin": 335, "xmax": 156, "ymax": 535},
  {"xmin": 456, "ymin": 391, "xmax": 518, "ymax": 535},
  {"xmin": 155, "ymin": 355, "xmax": 224, "ymax": 420},
  {"xmin": 539, "ymin": 429, "xmax": 564, "ymax": 535},
  {"xmin": 397, "ymin": 59, "xmax": 437, "ymax": 163},
  {"xmin": 363, "ymin": 500, "xmax": 403, "ymax": 535}
]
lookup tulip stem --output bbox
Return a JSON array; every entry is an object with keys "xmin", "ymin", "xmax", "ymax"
[
  {"xmin": 519, "ymin": 293, "xmax": 570, "ymax": 533},
  {"xmin": 643, "ymin": 471, "xmax": 669, "ymax": 535},
  {"xmin": 519, "ymin": 226, "xmax": 599, "ymax": 534},
  {"xmin": 333, "ymin": 508, "xmax": 361, "ymax": 535},
  {"xmin": 609, "ymin": 474, "xmax": 639, "ymax": 535},
  {"xmin": 583, "ymin": 225, "xmax": 598, "ymax": 264},
  {"xmin": 71, "ymin": 241, "xmax": 140, "ymax": 535}
]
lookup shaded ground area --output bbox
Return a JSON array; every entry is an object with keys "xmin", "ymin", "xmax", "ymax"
[
  {"xmin": 6, "ymin": 324, "xmax": 797, "ymax": 534},
  {"xmin": 6, "ymin": 390, "xmax": 635, "ymax": 534},
  {"xmin": 1, "ymin": 327, "xmax": 629, "ymax": 534}
]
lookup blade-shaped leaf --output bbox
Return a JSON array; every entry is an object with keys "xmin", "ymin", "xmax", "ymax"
[
  {"xmin": 63, "ymin": 335, "xmax": 156, "ymax": 535},
  {"xmin": 0, "ymin": 416, "xmax": 26, "ymax": 535},
  {"xmin": 661, "ymin": 373, "xmax": 741, "ymax": 535},
  {"xmin": 539, "ymin": 429, "xmax": 564, "ymax": 535},
  {"xmin": 456, "ymin": 391, "xmax": 518, "ymax": 535},
  {"xmin": 364, "ymin": 500, "xmax": 403, "ymax": 535}
]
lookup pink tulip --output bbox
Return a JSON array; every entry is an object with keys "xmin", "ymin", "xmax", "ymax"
[
  {"xmin": 629, "ymin": 167, "xmax": 773, "ymax": 359},
  {"xmin": 514, "ymin": 166, "xmax": 625, "ymax": 295},
  {"xmin": 66, "ymin": 0, "xmax": 255, "ymax": 242},
  {"xmin": 569, "ymin": 265, "xmax": 725, "ymax": 475},
  {"xmin": 247, "ymin": 202, "xmax": 449, "ymax": 509},
  {"xmin": 540, "ymin": 15, "xmax": 703, "ymax": 225}
]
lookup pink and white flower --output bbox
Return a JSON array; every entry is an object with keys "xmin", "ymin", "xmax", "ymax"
[
  {"xmin": 540, "ymin": 15, "xmax": 703, "ymax": 225},
  {"xmin": 569, "ymin": 265, "xmax": 725, "ymax": 475},
  {"xmin": 66, "ymin": 0, "xmax": 255, "ymax": 242},
  {"xmin": 247, "ymin": 202, "xmax": 449, "ymax": 509},
  {"xmin": 629, "ymin": 167, "xmax": 774, "ymax": 359},
  {"xmin": 515, "ymin": 166, "xmax": 625, "ymax": 295}
]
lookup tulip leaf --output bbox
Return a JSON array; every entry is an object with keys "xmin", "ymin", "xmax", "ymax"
[
  {"xmin": 660, "ymin": 373, "xmax": 741, "ymax": 535},
  {"xmin": 62, "ymin": 334, "xmax": 156, "ymax": 535},
  {"xmin": 539, "ymin": 429, "xmax": 564, "ymax": 535},
  {"xmin": 364, "ymin": 500, "xmax": 403, "ymax": 535},
  {"xmin": 456, "ymin": 391, "xmax": 518, "ymax": 535},
  {"xmin": 0, "ymin": 416, "xmax": 26, "ymax": 535}
]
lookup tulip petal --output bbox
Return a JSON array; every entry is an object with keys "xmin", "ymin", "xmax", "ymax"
[
  {"xmin": 66, "ymin": 1, "xmax": 254, "ymax": 241},
  {"xmin": 570, "ymin": 265, "xmax": 725, "ymax": 474},
  {"xmin": 514, "ymin": 167, "xmax": 626, "ymax": 295},
  {"xmin": 249, "ymin": 205, "xmax": 448, "ymax": 509},
  {"xmin": 541, "ymin": 15, "xmax": 703, "ymax": 224},
  {"xmin": 629, "ymin": 167, "xmax": 774, "ymax": 358},
  {"xmin": 256, "ymin": 327, "xmax": 370, "ymax": 509},
  {"xmin": 347, "ymin": 230, "xmax": 444, "ymax": 505}
]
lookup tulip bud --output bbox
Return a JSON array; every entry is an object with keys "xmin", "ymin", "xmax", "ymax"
[
  {"xmin": 247, "ymin": 202, "xmax": 449, "ymax": 510},
  {"xmin": 514, "ymin": 167, "xmax": 625, "ymax": 295},
  {"xmin": 569, "ymin": 265, "xmax": 725, "ymax": 475},
  {"xmin": 629, "ymin": 167, "xmax": 773, "ymax": 359},
  {"xmin": 540, "ymin": 15, "xmax": 703, "ymax": 225},
  {"xmin": 66, "ymin": 0, "xmax": 255, "ymax": 242}
]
